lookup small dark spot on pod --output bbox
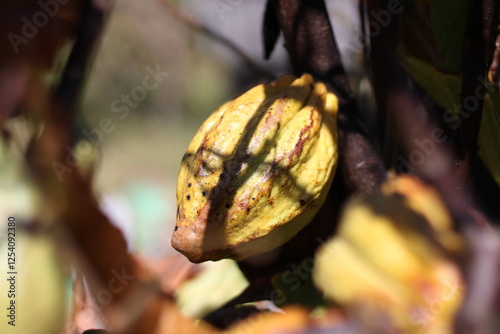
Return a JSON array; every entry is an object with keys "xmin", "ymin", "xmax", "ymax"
[
  {"xmin": 202, "ymin": 191, "xmax": 207, "ymax": 196},
  {"xmin": 246, "ymin": 208, "xmax": 250, "ymax": 213},
  {"xmin": 186, "ymin": 195, "xmax": 191, "ymax": 201},
  {"xmin": 174, "ymin": 226, "xmax": 178, "ymax": 231},
  {"xmin": 225, "ymin": 203, "xmax": 230, "ymax": 208},
  {"xmin": 251, "ymin": 197, "xmax": 255, "ymax": 200},
  {"xmin": 300, "ymin": 199, "xmax": 306, "ymax": 206},
  {"xmin": 188, "ymin": 183, "xmax": 192, "ymax": 188}
]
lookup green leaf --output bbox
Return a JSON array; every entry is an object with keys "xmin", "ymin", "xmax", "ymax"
[
  {"xmin": 397, "ymin": 53, "xmax": 461, "ymax": 110},
  {"xmin": 430, "ymin": 0, "xmax": 469, "ymax": 73},
  {"xmin": 398, "ymin": 52, "xmax": 500, "ymax": 186},
  {"xmin": 271, "ymin": 261, "xmax": 326, "ymax": 309},
  {"xmin": 479, "ymin": 92, "xmax": 500, "ymax": 186}
]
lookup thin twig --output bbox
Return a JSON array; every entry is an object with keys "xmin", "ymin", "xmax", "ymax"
[{"xmin": 155, "ymin": 0, "xmax": 274, "ymax": 80}]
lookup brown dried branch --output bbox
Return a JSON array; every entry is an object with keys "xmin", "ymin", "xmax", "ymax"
[
  {"xmin": 18, "ymin": 2, "xmax": 201, "ymax": 333},
  {"xmin": 15, "ymin": 1, "xmax": 226, "ymax": 331}
]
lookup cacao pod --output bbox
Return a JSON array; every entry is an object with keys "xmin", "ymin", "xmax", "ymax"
[
  {"xmin": 172, "ymin": 74, "xmax": 338, "ymax": 262},
  {"xmin": 313, "ymin": 176, "xmax": 464, "ymax": 334}
]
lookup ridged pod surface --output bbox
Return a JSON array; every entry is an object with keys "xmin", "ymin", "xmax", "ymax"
[{"xmin": 172, "ymin": 74, "xmax": 338, "ymax": 262}]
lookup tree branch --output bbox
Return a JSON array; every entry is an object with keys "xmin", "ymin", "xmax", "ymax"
[{"xmin": 269, "ymin": 0, "xmax": 386, "ymax": 194}]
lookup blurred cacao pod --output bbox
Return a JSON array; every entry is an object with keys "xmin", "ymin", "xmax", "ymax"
[{"xmin": 313, "ymin": 175, "xmax": 464, "ymax": 334}]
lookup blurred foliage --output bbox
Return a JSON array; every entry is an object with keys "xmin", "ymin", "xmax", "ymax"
[
  {"xmin": 176, "ymin": 260, "xmax": 248, "ymax": 318},
  {"xmin": 0, "ymin": 233, "xmax": 70, "ymax": 334}
]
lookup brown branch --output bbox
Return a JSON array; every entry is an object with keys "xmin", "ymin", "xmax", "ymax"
[
  {"xmin": 27, "ymin": 0, "xmax": 127, "ymax": 292},
  {"xmin": 362, "ymin": 0, "xmax": 404, "ymax": 167},
  {"xmin": 269, "ymin": 0, "xmax": 386, "ymax": 194},
  {"xmin": 55, "ymin": 0, "xmax": 106, "ymax": 112},
  {"xmin": 19, "ymin": 1, "xmax": 222, "ymax": 332},
  {"xmin": 270, "ymin": 0, "xmax": 353, "ymax": 103},
  {"xmin": 22, "ymin": 2, "xmax": 184, "ymax": 333},
  {"xmin": 155, "ymin": 0, "xmax": 274, "ymax": 80}
]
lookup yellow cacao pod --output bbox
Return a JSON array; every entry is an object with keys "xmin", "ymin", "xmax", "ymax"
[
  {"xmin": 172, "ymin": 74, "xmax": 339, "ymax": 262},
  {"xmin": 313, "ymin": 177, "xmax": 465, "ymax": 334}
]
